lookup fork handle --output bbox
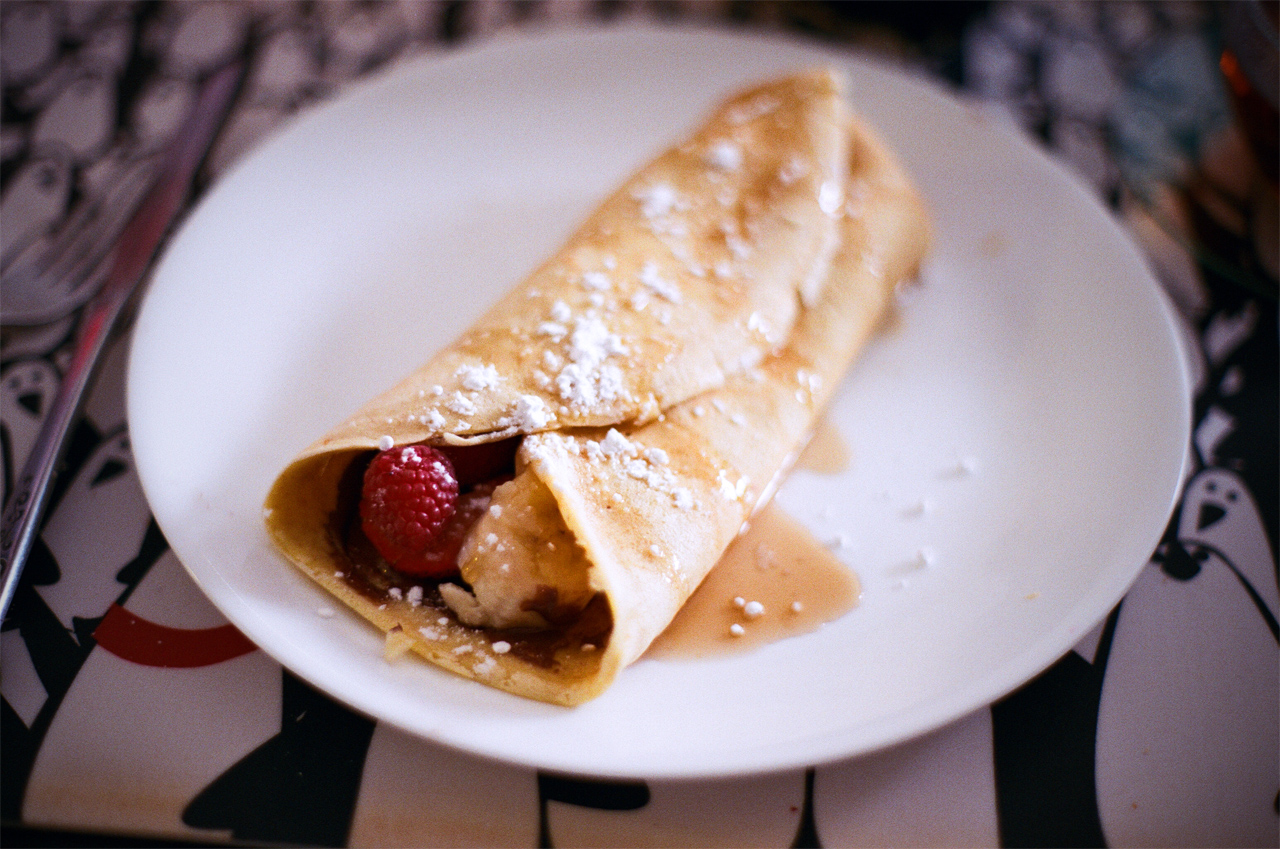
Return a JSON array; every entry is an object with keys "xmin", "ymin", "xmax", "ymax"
[
  {"xmin": 0, "ymin": 62, "xmax": 242, "ymax": 626},
  {"xmin": 0, "ymin": 296, "xmax": 121, "ymax": 621}
]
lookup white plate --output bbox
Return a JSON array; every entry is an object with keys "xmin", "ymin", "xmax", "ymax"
[{"xmin": 127, "ymin": 26, "xmax": 1191, "ymax": 779}]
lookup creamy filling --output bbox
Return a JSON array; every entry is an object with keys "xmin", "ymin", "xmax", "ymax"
[
  {"xmin": 336, "ymin": 437, "xmax": 597, "ymax": 638},
  {"xmin": 441, "ymin": 468, "xmax": 594, "ymax": 629}
]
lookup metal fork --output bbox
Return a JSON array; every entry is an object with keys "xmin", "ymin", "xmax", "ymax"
[
  {"xmin": 0, "ymin": 61, "xmax": 244, "ymax": 625},
  {"xmin": 2, "ymin": 155, "xmax": 161, "ymax": 326}
]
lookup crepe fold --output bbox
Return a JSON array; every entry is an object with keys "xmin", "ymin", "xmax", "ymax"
[{"xmin": 264, "ymin": 69, "xmax": 930, "ymax": 705}]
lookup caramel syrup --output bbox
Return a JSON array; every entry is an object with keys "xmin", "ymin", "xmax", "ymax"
[
  {"xmin": 645, "ymin": 504, "xmax": 859, "ymax": 659},
  {"xmin": 795, "ymin": 416, "xmax": 851, "ymax": 474}
]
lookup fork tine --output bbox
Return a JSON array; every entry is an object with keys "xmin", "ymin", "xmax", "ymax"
[
  {"xmin": 42, "ymin": 157, "xmax": 158, "ymax": 274},
  {"xmin": 45, "ymin": 240, "xmax": 114, "ymax": 307},
  {"xmin": 42, "ymin": 165, "xmax": 156, "ymax": 284},
  {"xmin": 1, "ymin": 173, "xmax": 102, "ymax": 275},
  {"xmin": 2, "ymin": 155, "xmax": 160, "ymax": 324}
]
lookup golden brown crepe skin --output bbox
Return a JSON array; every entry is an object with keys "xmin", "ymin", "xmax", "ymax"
[{"xmin": 264, "ymin": 69, "xmax": 930, "ymax": 705}]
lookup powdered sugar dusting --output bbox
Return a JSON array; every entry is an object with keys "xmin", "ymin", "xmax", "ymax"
[
  {"xmin": 717, "ymin": 469, "xmax": 750, "ymax": 501},
  {"xmin": 550, "ymin": 300, "xmax": 573, "ymax": 323},
  {"xmin": 537, "ymin": 321, "xmax": 568, "ymax": 339},
  {"xmin": 456, "ymin": 363, "xmax": 500, "ymax": 391},
  {"xmin": 638, "ymin": 261, "xmax": 683, "ymax": 304},
  {"xmin": 779, "ymin": 155, "xmax": 808, "ymax": 185},
  {"xmin": 705, "ymin": 139, "xmax": 743, "ymax": 171},
  {"xmin": 634, "ymin": 182, "xmax": 679, "ymax": 219},
  {"xmin": 643, "ymin": 446, "xmax": 669, "ymax": 466},
  {"xmin": 818, "ymin": 180, "xmax": 843, "ymax": 216},
  {"xmin": 568, "ymin": 315, "xmax": 627, "ymax": 364},
  {"xmin": 511, "ymin": 394, "xmax": 552, "ymax": 430},
  {"xmin": 727, "ymin": 93, "xmax": 780, "ymax": 125},
  {"xmin": 597, "ymin": 428, "xmax": 635, "ymax": 457},
  {"xmin": 556, "ymin": 428, "xmax": 697, "ymax": 511},
  {"xmin": 549, "ymin": 315, "xmax": 630, "ymax": 410},
  {"xmin": 445, "ymin": 391, "xmax": 478, "ymax": 416}
]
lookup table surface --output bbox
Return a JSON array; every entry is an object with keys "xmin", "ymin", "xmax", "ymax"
[{"xmin": 2, "ymin": 2, "xmax": 1276, "ymax": 847}]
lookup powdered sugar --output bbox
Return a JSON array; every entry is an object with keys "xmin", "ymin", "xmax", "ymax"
[
  {"xmin": 597, "ymin": 428, "xmax": 636, "ymax": 457},
  {"xmin": 537, "ymin": 320, "xmax": 568, "ymax": 339},
  {"xmin": 568, "ymin": 429, "xmax": 695, "ymax": 511},
  {"xmin": 643, "ymin": 446, "xmax": 669, "ymax": 466},
  {"xmin": 727, "ymin": 93, "xmax": 780, "ymax": 125},
  {"xmin": 634, "ymin": 182, "xmax": 679, "ymax": 219},
  {"xmin": 456, "ymin": 363, "xmax": 500, "ymax": 391},
  {"xmin": 717, "ymin": 469, "xmax": 750, "ymax": 502},
  {"xmin": 638, "ymin": 261, "xmax": 683, "ymax": 304},
  {"xmin": 510, "ymin": 394, "xmax": 552, "ymax": 429},
  {"xmin": 551, "ymin": 315, "xmax": 629, "ymax": 410},
  {"xmin": 818, "ymin": 180, "xmax": 843, "ymax": 216},
  {"xmin": 778, "ymin": 155, "xmax": 808, "ymax": 185},
  {"xmin": 705, "ymin": 139, "xmax": 743, "ymax": 171},
  {"xmin": 550, "ymin": 299, "xmax": 573, "ymax": 323},
  {"xmin": 445, "ymin": 390, "xmax": 478, "ymax": 416},
  {"xmin": 568, "ymin": 315, "xmax": 627, "ymax": 364},
  {"xmin": 720, "ymin": 220, "xmax": 753, "ymax": 260},
  {"xmin": 557, "ymin": 361, "xmax": 623, "ymax": 409}
]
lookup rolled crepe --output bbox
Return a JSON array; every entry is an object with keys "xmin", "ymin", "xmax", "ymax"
[{"xmin": 265, "ymin": 69, "xmax": 930, "ymax": 705}]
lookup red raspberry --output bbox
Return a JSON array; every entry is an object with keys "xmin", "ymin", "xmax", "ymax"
[
  {"xmin": 438, "ymin": 437, "xmax": 518, "ymax": 488},
  {"xmin": 400, "ymin": 481, "xmax": 502, "ymax": 578},
  {"xmin": 360, "ymin": 444, "xmax": 459, "ymax": 578}
]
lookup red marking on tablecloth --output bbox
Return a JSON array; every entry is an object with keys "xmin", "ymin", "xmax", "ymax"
[{"xmin": 93, "ymin": 603, "xmax": 257, "ymax": 667}]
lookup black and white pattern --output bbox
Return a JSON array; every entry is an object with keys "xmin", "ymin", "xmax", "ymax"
[{"xmin": 2, "ymin": 3, "xmax": 1275, "ymax": 846}]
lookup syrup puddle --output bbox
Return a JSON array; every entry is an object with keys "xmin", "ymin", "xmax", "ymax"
[
  {"xmin": 645, "ymin": 503, "xmax": 859, "ymax": 660},
  {"xmin": 795, "ymin": 416, "xmax": 850, "ymax": 474}
]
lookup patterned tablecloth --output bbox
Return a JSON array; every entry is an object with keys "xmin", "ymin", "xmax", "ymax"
[{"xmin": 2, "ymin": 2, "xmax": 1276, "ymax": 846}]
